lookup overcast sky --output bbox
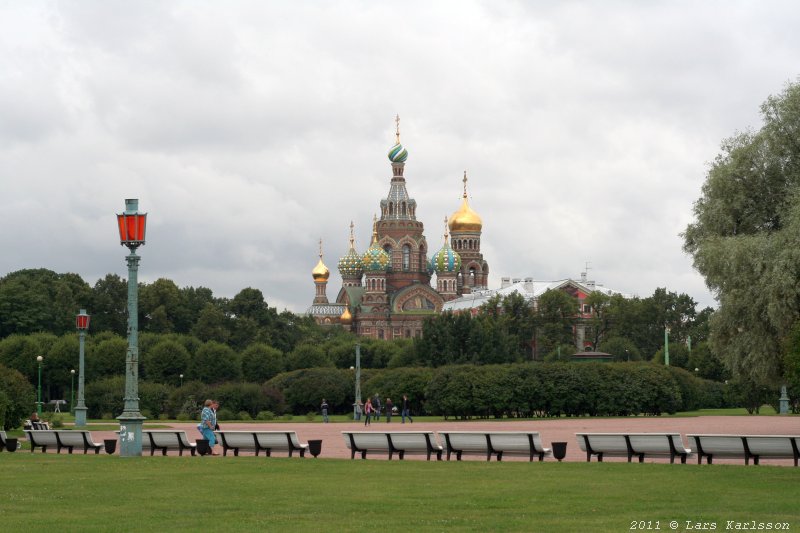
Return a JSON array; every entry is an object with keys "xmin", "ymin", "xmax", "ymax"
[{"xmin": 1, "ymin": 1, "xmax": 798, "ymax": 313}]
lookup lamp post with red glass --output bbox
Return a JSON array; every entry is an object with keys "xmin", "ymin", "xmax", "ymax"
[
  {"xmin": 74, "ymin": 309, "xmax": 90, "ymax": 426},
  {"xmin": 116, "ymin": 199, "xmax": 147, "ymax": 456}
]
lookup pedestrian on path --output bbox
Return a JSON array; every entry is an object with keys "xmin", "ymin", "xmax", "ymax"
[
  {"xmin": 321, "ymin": 399, "xmax": 329, "ymax": 423},
  {"xmin": 401, "ymin": 394, "xmax": 413, "ymax": 424},
  {"xmin": 385, "ymin": 398, "xmax": 393, "ymax": 423},
  {"xmin": 364, "ymin": 397, "xmax": 374, "ymax": 426}
]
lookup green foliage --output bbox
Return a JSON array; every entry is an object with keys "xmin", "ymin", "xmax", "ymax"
[
  {"xmin": 215, "ymin": 408, "xmax": 235, "ymax": 421},
  {"xmin": 240, "ymin": 343, "xmax": 285, "ymax": 382},
  {"xmin": 424, "ymin": 362, "xmax": 709, "ymax": 418},
  {"xmin": 212, "ymin": 382, "xmax": 268, "ymax": 418},
  {"xmin": 267, "ymin": 368, "xmax": 351, "ymax": 413},
  {"xmin": 0, "ymin": 364, "xmax": 35, "ymax": 429},
  {"xmin": 141, "ymin": 339, "xmax": 191, "ymax": 385},
  {"xmin": 684, "ymin": 79, "xmax": 800, "ymax": 382},
  {"xmin": 85, "ymin": 376, "xmax": 125, "ymax": 418},
  {"xmin": 362, "ymin": 367, "xmax": 433, "ymax": 415},
  {"xmin": 286, "ymin": 343, "xmax": 331, "ymax": 371},
  {"xmin": 139, "ymin": 381, "xmax": 172, "ymax": 417},
  {"xmin": 256, "ymin": 410, "xmax": 276, "ymax": 421},
  {"xmin": 191, "ymin": 341, "xmax": 241, "ymax": 383},
  {"xmin": 598, "ymin": 336, "xmax": 641, "ymax": 362},
  {"xmin": 0, "ymin": 269, "xmax": 91, "ymax": 337}
]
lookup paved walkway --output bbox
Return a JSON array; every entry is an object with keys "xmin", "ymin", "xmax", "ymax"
[{"xmin": 83, "ymin": 415, "xmax": 799, "ymax": 466}]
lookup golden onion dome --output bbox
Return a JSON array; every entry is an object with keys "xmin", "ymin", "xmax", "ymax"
[
  {"xmin": 448, "ymin": 171, "xmax": 482, "ymax": 233},
  {"xmin": 340, "ymin": 307, "xmax": 352, "ymax": 325},
  {"xmin": 312, "ymin": 239, "xmax": 330, "ymax": 282}
]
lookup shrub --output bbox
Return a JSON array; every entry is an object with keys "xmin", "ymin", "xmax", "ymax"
[
  {"xmin": 256, "ymin": 410, "xmax": 275, "ymax": 421},
  {"xmin": 216, "ymin": 408, "xmax": 235, "ymax": 421},
  {"xmin": 305, "ymin": 411, "xmax": 316, "ymax": 421},
  {"xmin": 0, "ymin": 364, "xmax": 35, "ymax": 430},
  {"xmin": 281, "ymin": 413, "xmax": 293, "ymax": 421},
  {"xmin": 238, "ymin": 411, "xmax": 252, "ymax": 421}
]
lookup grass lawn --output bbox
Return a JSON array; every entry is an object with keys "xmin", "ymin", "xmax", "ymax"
[{"xmin": 1, "ymin": 454, "xmax": 797, "ymax": 532}]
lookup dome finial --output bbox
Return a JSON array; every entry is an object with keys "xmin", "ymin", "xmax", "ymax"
[
  {"xmin": 371, "ymin": 214, "xmax": 379, "ymax": 244},
  {"xmin": 319, "ymin": 237, "xmax": 323, "ymax": 259},
  {"xmin": 449, "ymin": 171, "xmax": 483, "ymax": 233},
  {"xmin": 443, "ymin": 215, "xmax": 449, "ymax": 242},
  {"xmin": 387, "ymin": 116, "xmax": 408, "ymax": 163},
  {"xmin": 463, "ymin": 170, "xmax": 468, "ymax": 198},
  {"xmin": 349, "ymin": 221, "xmax": 355, "ymax": 249},
  {"xmin": 395, "ymin": 114, "xmax": 401, "ymax": 144}
]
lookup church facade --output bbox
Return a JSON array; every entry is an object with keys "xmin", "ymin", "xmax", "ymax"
[{"xmin": 306, "ymin": 119, "xmax": 489, "ymax": 339}]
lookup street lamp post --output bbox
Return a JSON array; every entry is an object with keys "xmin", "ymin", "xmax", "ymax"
[
  {"xmin": 117, "ymin": 198, "xmax": 147, "ymax": 457},
  {"xmin": 353, "ymin": 343, "xmax": 361, "ymax": 419},
  {"xmin": 179, "ymin": 374, "xmax": 184, "ymax": 388},
  {"xmin": 664, "ymin": 325, "xmax": 670, "ymax": 366},
  {"xmin": 70, "ymin": 369, "xmax": 75, "ymax": 414},
  {"xmin": 36, "ymin": 355, "xmax": 43, "ymax": 416},
  {"xmin": 74, "ymin": 309, "xmax": 90, "ymax": 426}
]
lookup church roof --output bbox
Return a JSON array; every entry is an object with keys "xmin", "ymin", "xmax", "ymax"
[{"xmin": 442, "ymin": 278, "xmax": 630, "ymax": 312}]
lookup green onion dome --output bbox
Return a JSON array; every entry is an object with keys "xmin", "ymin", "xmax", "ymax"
[
  {"xmin": 430, "ymin": 239, "xmax": 461, "ymax": 274},
  {"xmin": 362, "ymin": 217, "xmax": 391, "ymax": 272},
  {"xmin": 338, "ymin": 223, "xmax": 363, "ymax": 278}
]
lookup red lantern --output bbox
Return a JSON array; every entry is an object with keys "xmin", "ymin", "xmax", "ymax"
[
  {"xmin": 76, "ymin": 309, "xmax": 91, "ymax": 330},
  {"xmin": 117, "ymin": 199, "xmax": 147, "ymax": 247}
]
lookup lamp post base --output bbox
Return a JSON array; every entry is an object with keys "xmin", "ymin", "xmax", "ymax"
[
  {"xmin": 74, "ymin": 406, "xmax": 88, "ymax": 427},
  {"xmin": 117, "ymin": 414, "xmax": 146, "ymax": 457}
]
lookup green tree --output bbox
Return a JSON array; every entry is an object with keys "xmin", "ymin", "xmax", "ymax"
[
  {"xmin": 240, "ymin": 343, "xmax": 285, "ymax": 383},
  {"xmin": 683, "ymin": 79, "xmax": 800, "ymax": 382},
  {"xmin": 533, "ymin": 289, "xmax": 577, "ymax": 359},
  {"xmin": 89, "ymin": 274, "xmax": 128, "ymax": 335},
  {"xmin": 598, "ymin": 336, "xmax": 641, "ymax": 362},
  {"xmin": 191, "ymin": 341, "xmax": 241, "ymax": 384},
  {"xmin": 0, "ymin": 364, "xmax": 36, "ymax": 429},
  {"xmin": 142, "ymin": 339, "xmax": 191, "ymax": 385}
]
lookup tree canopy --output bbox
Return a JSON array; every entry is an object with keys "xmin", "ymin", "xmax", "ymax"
[{"xmin": 684, "ymin": 79, "xmax": 800, "ymax": 382}]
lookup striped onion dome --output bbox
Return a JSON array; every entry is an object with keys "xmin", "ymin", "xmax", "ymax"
[
  {"xmin": 337, "ymin": 222, "xmax": 363, "ymax": 278},
  {"xmin": 387, "ymin": 142, "xmax": 408, "ymax": 163}
]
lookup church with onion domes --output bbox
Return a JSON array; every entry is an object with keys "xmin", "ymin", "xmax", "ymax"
[{"xmin": 306, "ymin": 117, "xmax": 489, "ymax": 339}]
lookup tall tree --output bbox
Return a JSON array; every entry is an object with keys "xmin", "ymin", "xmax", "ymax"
[{"xmin": 684, "ymin": 79, "xmax": 800, "ymax": 382}]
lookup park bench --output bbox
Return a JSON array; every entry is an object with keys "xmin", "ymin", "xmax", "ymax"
[
  {"xmin": 576, "ymin": 433, "xmax": 691, "ymax": 463},
  {"xmin": 341, "ymin": 431, "xmax": 443, "ymax": 460},
  {"xmin": 142, "ymin": 430, "xmax": 197, "ymax": 456},
  {"xmin": 487, "ymin": 432, "xmax": 551, "ymax": 462},
  {"xmin": 216, "ymin": 430, "xmax": 309, "ymax": 457},
  {"xmin": 24, "ymin": 430, "xmax": 102, "ymax": 454},
  {"xmin": 687, "ymin": 434, "xmax": 800, "ymax": 466},
  {"xmin": 438, "ymin": 431, "xmax": 550, "ymax": 461}
]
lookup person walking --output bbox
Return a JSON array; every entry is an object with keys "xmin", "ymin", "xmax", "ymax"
[
  {"xmin": 373, "ymin": 393, "xmax": 382, "ymax": 421},
  {"xmin": 354, "ymin": 399, "xmax": 363, "ymax": 421},
  {"xmin": 385, "ymin": 397, "xmax": 393, "ymax": 423},
  {"xmin": 321, "ymin": 398, "xmax": 329, "ymax": 423},
  {"xmin": 364, "ymin": 397, "xmax": 374, "ymax": 426},
  {"xmin": 401, "ymin": 394, "xmax": 413, "ymax": 424},
  {"xmin": 198, "ymin": 399, "xmax": 220, "ymax": 455}
]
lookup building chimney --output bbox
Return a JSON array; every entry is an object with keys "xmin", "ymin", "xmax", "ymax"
[{"xmin": 501, "ymin": 277, "xmax": 511, "ymax": 289}]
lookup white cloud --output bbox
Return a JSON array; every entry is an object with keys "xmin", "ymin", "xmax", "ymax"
[{"xmin": 1, "ymin": 0, "xmax": 799, "ymax": 312}]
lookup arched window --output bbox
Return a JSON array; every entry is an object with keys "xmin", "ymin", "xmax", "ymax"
[
  {"xmin": 401, "ymin": 203, "xmax": 406, "ymax": 216},
  {"xmin": 402, "ymin": 244, "xmax": 411, "ymax": 271},
  {"xmin": 389, "ymin": 203, "xmax": 394, "ymax": 216},
  {"xmin": 469, "ymin": 267, "xmax": 476, "ymax": 286}
]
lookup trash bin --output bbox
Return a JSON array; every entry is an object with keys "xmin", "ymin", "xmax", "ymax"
[
  {"xmin": 196, "ymin": 439, "xmax": 211, "ymax": 456},
  {"xmin": 308, "ymin": 439, "xmax": 322, "ymax": 458},
  {"xmin": 104, "ymin": 439, "xmax": 117, "ymax": 455},
  {"xmin": 5, "ymin": 438, "xmax": 18, "ymax": 452},
  {"xmin": 552, "ymin": 442, "xmax": 567, "ymax": 462}
]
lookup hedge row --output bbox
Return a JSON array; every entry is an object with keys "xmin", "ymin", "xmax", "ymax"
[{"xmin": 81, "ymin": 362, "xmax": 729, "ymax": 421}]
